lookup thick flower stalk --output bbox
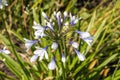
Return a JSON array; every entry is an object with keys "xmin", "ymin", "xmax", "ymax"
[{"xmin": 24, "ymin": 11, "xmax": 93, "ymax": 70}]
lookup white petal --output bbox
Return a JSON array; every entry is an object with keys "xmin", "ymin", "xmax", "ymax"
[
  {"xmin": 32, "ymin": 24, "xmax": 43, "ymax": 30},
  {"xmin": 34, "ymin": 30, "xmax": 46, "ymax": 38},
  {"xmin": 48, "ymin": 58, "xmax": 56, "ymax": 70},
  {"xmin": 34, "ymin": 48, "xmax": 48, "ymax": 61},
  {"xmin": 39, "ymin": 53, "xmax": 45, "ymax": 61},
  {"xmin": 62, "ymin": 54, "xmax": 66, "ymax": 63},
  {"xmin": 82, "ymin": 37, "xmax": 93, "ymax": 46},
  {"xmin": 51, "ymin": 42, "xmax": 58, "ymax": 50},
  {"xmin": 63, "ymin": 11, "xmax": 67, "ymax": 17},
  {"xmin": 25, "ymin": 43, "xmax": 33, "ymax": 52},
  {"xmin": 79, "ymin": 32, "xmax": 91, "ymax": 38},
  {"xmin": 3, "ymin": 50, "xmax": 10, "ymax": 54},
  {"xmin": 33, "ymin": 21, "xmax": 38, "ymax": 25},
  {"xmin": 24, "ymin": 38, "xmax": 38, "ymax": 51},
  {"xmin": 42, "ymin": 12, "xmax": 49, "ymax": 21},
  {"xmin": 46, "ymin": 22, "xmax": 54, "ymax": 31},
  {"xmin": 44, "ymin": 51, "xmax": 48, "ymax": 60},
  {"xmin": 30, "ymin": 54, "xmax": 38, "ymax": 62},
  {"xmin": 75, "ymin": 49, "xmax": 85, "ymax": 61},
  {"xmin": 72, "ymin": 42, "xmax": 79, "ymax": 49},
  {"xmin": 34, "ymin": 48, "xmax": 44, "ymax": 55},
  {"xmin": 0, "ymin": 50, "xmax": 10, "ymax": 54}
]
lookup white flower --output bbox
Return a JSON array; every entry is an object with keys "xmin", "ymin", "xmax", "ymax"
[
  {"xmin": 70, "ymin": 41, "xmax": 79, "ymax": 49},
  {"xmin": 34, "ymin": 30, "xmax": 46, "ymax": 39},
  {"xmin": 42, "ymin": 12, "xmax": 49, "ymax": 21},
  {"xmin": 0, "ymin": 47, "xmax": 10, "ymax": 54},
  {"xmin": 61, "ymin": 53, "xmax": 66, "ymax": 63},
  {"xmin": 63, "ymin": 11, "xmax": 67, "ymax": 19},
  {"xmin": 82, "ymin": 37, "xmax": 94, "ymax": 46},
  {"xmin": 51, "ymin": 42, "xmax": 58, "ymax": 50},
  {"xmin": 24, "ymin": 38, "xmax": 38, "ymax": 52},
  {"xmin": 76, "ymin": 31, "xmax": 93, "ymax": 46},
  {"xmin": 56, "ymin": 11, "xmax": 62, "ymax": 27},
  {"xmin": 76, "ymin": 31, "xmax": 91, "ymax": 38},
  {"xmin": 70, "ymin": 13, "xmax": 80, "ymax": 26},
  {"xmin": 74, "ymin": 49, "xmax": 85, "ymax": 61},
  {"xmin": 46, "ymin": 22, "xmax": 54, "ymax": 31},
  {"xmin": 48, "ymin": 57, "xmax": 56, "ymax": 70},
  {"xmin": 32, "ymin": 21, "xmax": 46, "ymax": 38},
  {"xmin": 31, "ymin": 46, "xmax": 48, "ymax": 62}
]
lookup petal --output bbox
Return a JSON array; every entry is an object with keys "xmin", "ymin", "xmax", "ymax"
[
  {"xmin": 82, "ymin": 37, "xmax": 94, "ymax": 46},
  {"xmin": 51, "ymin": 42, "xmax": 58, "ymax": 50},
  {"xmin": 3, "ymin": 50, "xmax": 10, "ymax": 54},
  {"xmin": 46, "ymin": 22, "xmax": 54, "ymax": 31},
  {"xmin": 42, "ymin": 12, "xmax": 49, "ymax": 21},
  {"xmin": 34, "ymin": 48, "xmax": 44, "ymax": 55},
  {"xmin": 0, "ymin": 50, "xmax": 10, "ymax": 54},
  {"xmin": 63, "ymin": 11, "xmax": 67, "ymax": 19},
  {"xmin": 39, "ymin": 52, "xmax": 45, "ymax": 61},
  {"xmin": 70, "ymin": 41, "xmax": 79, "ymax": 49},
  {"xmin": 76, "ymin": 31, "xmax": 91, "ymax": 38},
  {"xmin": 48, "ymin": 57, "xmax": 56, "ymax": 70},
  {"xmin": 34, "ymin": 30, "xmax": 46, "ymax": 38},
  {"xmin": 24, "ymin": 39, "xmax": 38, "ymax": 52},
  {"xmin": 25, "ymin": 43, "xmax": 33, "ymax": 52},
  {"xmin": 74, "ymin": 49, "xmax": 86, "ymax": 61},
  {"xmin": 44, "ymin": 51, "xmax": 48, "ymax": 60},
  {"xmin": 30, "ymin": 54, "xmax": 38, "ymax": 62},
  {"xmin": 62, "ymin": 53, "xmax": 66, "ymax": 63}
]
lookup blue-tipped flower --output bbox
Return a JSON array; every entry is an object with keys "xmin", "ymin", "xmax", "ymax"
[
  {"xmin": 42, "ymin": 12, "xmax": 49, "ymax": 21},
  {"xmin": 70, "ymin": 13, "xmax": 80, "ymax": 26},
  {"xmin": 56, "ymin": 11, "xmax": 62, "ymax": 27},
  {"xmin": 74, "ymin": 49, "xmax": 85, "ymax": 61},
  {"xmin": 70, "ymin": 41, "xmax": 79, "ymax": 49},
  {"xmin": 24, "ymin": 38, "xmax": 38, "ymax": 52},
  {"xmin": 76, "ymin": 31, "xmax": 91, "ymax": 38},
  {"xmin": 30, "ymin": 46, "xmax": 48, "ymax": 62},
  {"xmin": 46, "ymin": 22, "xmax": 54, "ymax": 31},
  {"xmin": 48, "ymin": 57, "xmax": 57, "ymax": 70},
  {"xmin": 76, "ymin": 31, "xmax": 93, "ymax": 46},
  {"xmin": 51, "ymin": 42, "xmax": 58, "ymax": 50},
  {"xmin": 63, "ymin": 11, "xmax": 68, "ymax": 20},
  {"xmin": 33, "ymin": 21, "xmax": 46, "ymax": 38},
  {"xmin": 34, "ymin": 30, "xmax": 46, "ymax": 39},
  {"xmin": 61, "ymin": 53, "xmax": 66, "ymax": 63},
  {"xmin": 82, "ymin": 37, "xmax": 94, "ymax": 46},
  {"xmin": 0, "ymin": 47, "xmax": 10, "ymax": 54}
]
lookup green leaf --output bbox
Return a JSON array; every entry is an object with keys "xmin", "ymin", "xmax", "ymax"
[
  {"xmin": 94, "ymin": 53, "xmax": 118, "ymax": 70},
  {"xmin": 86, "ymin": 11, "xmax": 96, "ymax": 32}
]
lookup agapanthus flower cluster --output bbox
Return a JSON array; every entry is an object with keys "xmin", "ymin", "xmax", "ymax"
[{"xmin": 24, "ymin": 11, "xmax": 93, "ymax": 70}]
